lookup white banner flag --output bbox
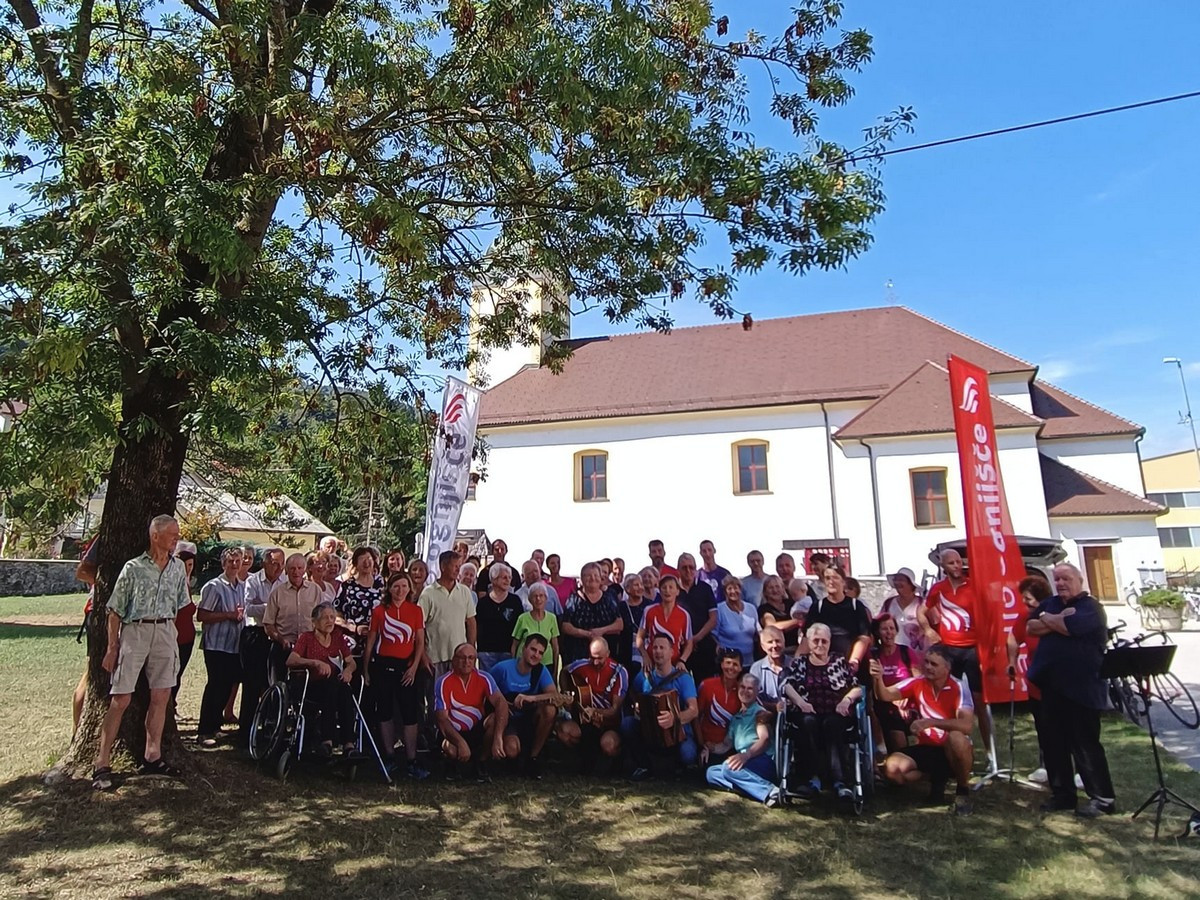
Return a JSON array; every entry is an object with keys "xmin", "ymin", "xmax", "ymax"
[{"xmin": 422, "ymin": 377, "xmax": 483, "ymax": 583}]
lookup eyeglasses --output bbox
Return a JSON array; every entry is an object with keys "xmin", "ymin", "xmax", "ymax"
[{"xmin": 809, "ymin": 637, "xmax": 830, "ymax": 645}]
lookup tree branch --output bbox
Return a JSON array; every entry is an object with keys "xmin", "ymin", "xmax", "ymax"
[
  {"xmin": 6, "ymin": 0, "xmax": 77, "ymax": 136},
  {"xmin": 180, "ymin": 0, "xmax": 220, "ymax": 27}
]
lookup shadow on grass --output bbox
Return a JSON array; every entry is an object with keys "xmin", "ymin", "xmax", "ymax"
[{"xmin": 0, "ymin": 716, "xmax": 1199, "ymax": 899}]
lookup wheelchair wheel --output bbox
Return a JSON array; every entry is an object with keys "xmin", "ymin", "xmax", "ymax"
[
  {"xmin": 773, "ymin": 713, "xmax": 792, "ymax": 804},
  {"xmin": 250, "ymin": 683, "xmax": 288, "ymax": 762},
  {"xmin": 275, "ymin": 749, "xmax": 292, "ymax": 781}
]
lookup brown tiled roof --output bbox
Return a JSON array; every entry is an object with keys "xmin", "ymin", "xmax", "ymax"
[
  {"xmin": 479, "ymin": 306, "xmax": 1034, "ymax": 427},
  {"xmin": 836, "ymin": 361, "xmax": 1042, "ymax": 440},
  {"xmin": 1040, "ymin": 454, "xmax": 1164, "ymax": 517},
  {"xmin": 1032, "ymin": 381, "xmax": 1141, "ymax": 438}
]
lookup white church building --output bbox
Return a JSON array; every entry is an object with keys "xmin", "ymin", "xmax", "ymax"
[{"xmin": 459, "ymin": 305, "xmax": 1164, "ymax": 600}]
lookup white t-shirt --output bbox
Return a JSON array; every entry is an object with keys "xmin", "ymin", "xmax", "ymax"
[{"xmin": 882, "ymin": 595, "xmax": 926, "ymax": 652}]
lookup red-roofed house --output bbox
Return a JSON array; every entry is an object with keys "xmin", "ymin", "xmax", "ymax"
[{"xmin": 459, "ymin": 306, "xmax": 1163, "ymax": 599}]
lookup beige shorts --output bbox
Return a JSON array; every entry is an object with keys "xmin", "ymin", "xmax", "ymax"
[{"xmin": 111, "ymin": 620, "xmax": 179, "ymax": 695}]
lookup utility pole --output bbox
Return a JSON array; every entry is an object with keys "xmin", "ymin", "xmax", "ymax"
[{"xmin": 1163, "ymin": 357, "xmax": 1200, "ymax": 476}]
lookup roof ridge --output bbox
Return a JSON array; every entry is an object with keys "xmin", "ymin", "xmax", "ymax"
[
  {"xmin": 899, "ymin": 306, "xmax": 1035, "ymax": 371},
  {"xmin": 1041, "ymin": 454, "xmax": 1165, "ymax": 511},
  {"xmin": 1035, "ymin": 379, "xmax": 1142, "ymax": 434},
  {"xmin": 837, "ymin": 360, "xmax": 1041, "ymax": 438},
  {"xmin": 835, "ymin": 360, "xmax": 942, "ymax": 435},
  {"xmin": 561, "ymin": 304, "xmax": 905, "ymax": 344}
]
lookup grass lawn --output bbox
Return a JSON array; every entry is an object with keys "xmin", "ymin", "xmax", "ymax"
[{"xmin": 2, "ymin": 594, "xmax": 1199, "ymax": 899}]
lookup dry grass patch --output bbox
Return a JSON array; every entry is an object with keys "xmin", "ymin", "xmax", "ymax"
[{"xmin": 2, "ymin": 595, "xmax": 1199, "ymax": 899}]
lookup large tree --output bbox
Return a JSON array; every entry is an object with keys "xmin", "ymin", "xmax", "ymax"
[{"xmin": 0, "ymin": 0, "xmax": 909, "ymax": 773}]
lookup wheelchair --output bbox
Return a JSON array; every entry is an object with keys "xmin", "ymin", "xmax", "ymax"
[
  {"xmin": 774, "ymin": 690, "xmax": 876, "ymax": 815},
  {"xmin": 249, "ymin": 665, "xmax": 392, "ymax": 784}
]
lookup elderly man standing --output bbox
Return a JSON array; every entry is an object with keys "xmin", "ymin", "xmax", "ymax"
[
  {"xmin": 1026, "ymin": 562, "xmax": 1116, "ymax": 819},
  {"xmin": 263, "ymin": 553, "xmax": 321, "ymax": 678},
  {"xmin": 419, "ymin": 551, "xmax": 478, "ymax": 680},
  {"xmin": 238, "ymin": 546, "xmax": 285, "ymax": 740},
  {"xmin": 92, "ymin": 515, "xmax": 192, "ymax": 791}
]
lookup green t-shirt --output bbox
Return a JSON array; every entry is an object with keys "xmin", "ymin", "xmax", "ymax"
[{"xmin": 511, "ymin": 611, "xmax": 560, "ymax": 668}]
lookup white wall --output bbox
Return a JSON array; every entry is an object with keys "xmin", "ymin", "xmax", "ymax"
[
  {"xmin": 1039, "ymin": 436, "xmax": 1146, "ymax": 495},
  {"xmin": 852, "ymin": 431, "xmax": 1050, "ymax": 578},
  {"xmin": 988, "ymin": 373, "xmax": 1035, "ymax": 414},
  {"xmin": 462, "ymin": 405, "xmax": 1053, "ymax": 580},
  {"xmin": 1049, "ymin": 515, "xmax": 1165, "ymax": 594},
  {"xmin": 463, "ymin": 406, "xmax": 848, "ymax": 575}
]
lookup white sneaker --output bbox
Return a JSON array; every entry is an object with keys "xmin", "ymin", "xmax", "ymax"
[{"xmin": 1027, "ymin": 767, "xmax": 1048, "ymax": 783}]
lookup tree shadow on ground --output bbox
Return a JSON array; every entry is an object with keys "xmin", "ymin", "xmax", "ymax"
[{"xmin": 1, "ymin": 716, "xmax": 1198, "ymax": 899}]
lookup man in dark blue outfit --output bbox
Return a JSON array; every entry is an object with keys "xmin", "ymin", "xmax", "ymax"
[{"xmin": 1026, "ymin": 562, "xmax": 1116, "ymax": 819}]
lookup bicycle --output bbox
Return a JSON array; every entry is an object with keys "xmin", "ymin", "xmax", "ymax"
[
  {"xmin": 1107, "ymin": 622, "xmax": 1146, "ymax": 725},
  {"xmin": 1182, "ymin": 589, "xmax": 1200, "ymax": 623},
  {"xmin": 1108, "ymin": 622, "xmax": 1199, "ymax": 730}
]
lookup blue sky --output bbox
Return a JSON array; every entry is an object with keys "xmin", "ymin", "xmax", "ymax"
[{"xmin": 576, "ymin": 1, "xmax": 1200, "ymax": 459}]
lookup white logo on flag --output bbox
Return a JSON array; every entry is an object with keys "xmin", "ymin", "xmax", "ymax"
[{"xmin": 959, "ymin": 377, "xmax": 980, "ymax": 413}]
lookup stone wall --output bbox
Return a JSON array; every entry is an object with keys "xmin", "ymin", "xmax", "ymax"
[{"xmin": 0, "ymin": 559, "xmax": 87, "ymax": 597}]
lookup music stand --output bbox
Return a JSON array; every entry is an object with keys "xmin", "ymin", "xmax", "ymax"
[{"xmin": 1101, "ymin": 644, "xmax": 1200, "ymax": 838}]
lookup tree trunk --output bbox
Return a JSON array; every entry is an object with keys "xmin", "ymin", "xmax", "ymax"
[{"xmin": 53, "ymin": 373, "xmax": 192, "ymax": 778}]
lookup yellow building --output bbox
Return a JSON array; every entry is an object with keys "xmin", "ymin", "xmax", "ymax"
[{"xmin": 1142, "ymin": 449, "xmax": 1200, "ymax": 575}]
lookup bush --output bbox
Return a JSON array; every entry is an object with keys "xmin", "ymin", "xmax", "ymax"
[{"xmin": 1137, "ymin": 589, "xmax": 1185, "ymax": 610}]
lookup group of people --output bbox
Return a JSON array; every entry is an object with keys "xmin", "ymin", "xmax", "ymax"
[{"xmin": 86, "ymin": 524, "xmax": 1117, "ymax": 823}]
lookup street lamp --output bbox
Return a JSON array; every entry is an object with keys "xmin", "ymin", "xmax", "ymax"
[{"xmin": 1163, "ymin": 357, "xmax": 1200, "ymax": 474}]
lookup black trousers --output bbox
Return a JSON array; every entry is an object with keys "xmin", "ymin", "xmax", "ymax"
[
  {"xmin": 796, "ymin": 712, "xmax": 855, "ymax": 786},
  {"xmin": 199, "ymin": 649, "xmax": 242, "ymax": 736},
  {"xmin": 173, "ymin": 640, "xmax": 194, "ymax": 700},
  {"xmin": 1039, "ymin": 686, "xmax": 1115, "ymax": 805},
  {"xmin": 304, "ymin": 677, "xmax": 355, "ymax": 745},
  {"xmin": 238, "ymin": 626, "xmax": 271, "ymax": 739}
]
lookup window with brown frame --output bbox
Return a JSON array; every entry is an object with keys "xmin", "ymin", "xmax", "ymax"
[
  {"xmin": 911, "ymin": 468, "xmax": 951, "ymax": 527},
  {"xmin": 575, "ymin": 451, "xmax": 608, "ymax": 501},
  {"xmin": 732, "ymin": 440, "xmax": 770, "ymax": 495}
]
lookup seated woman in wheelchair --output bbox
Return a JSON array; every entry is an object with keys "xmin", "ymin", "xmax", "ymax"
[
  {"xmin": 781, "ymin": 622, "xmax": 864, "ymax": 801},
  {"xmin": 287, "ymin": 603, "xmax": 358, "ymax": 756}
]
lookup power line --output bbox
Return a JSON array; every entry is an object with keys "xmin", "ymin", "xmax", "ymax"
[{"xmin": 850, "ymin": 89, "xmax": 1200, "ymax": 163}]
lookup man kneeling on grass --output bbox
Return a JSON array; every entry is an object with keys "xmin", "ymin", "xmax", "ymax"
[
  {"xmin": 433, "ymin": 642, "xmax": 509, "ymax": 781},
  {"xmin": 870, "ymin": 644, "xmax": 975, "ymax": 816}
]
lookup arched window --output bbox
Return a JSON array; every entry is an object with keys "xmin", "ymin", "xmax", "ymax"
[
  {"xmin": 731, "ymin": 440, "xmax": 770, "ymax": 495},
  {"xmin": 574, "ymin": 450, "xmax": 608, "ymax": 501}
]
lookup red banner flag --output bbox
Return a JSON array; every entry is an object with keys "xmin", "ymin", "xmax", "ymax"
[{"xmin": 947, "ymin": 355, "xmax": 1029, "ymax": 703}]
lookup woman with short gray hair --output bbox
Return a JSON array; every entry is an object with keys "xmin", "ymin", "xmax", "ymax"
[
  {"xmin": 705, "ymin": 673, "xmax": 780, "ymax": 806},
  {"xmin": 475, "ymin": 561, "xmax": 524, "ymax": 671}
]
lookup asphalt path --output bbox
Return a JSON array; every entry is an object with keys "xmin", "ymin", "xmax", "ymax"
[{"xmin": 1105, "ymin": 600, "xmax": 1200, "ymax": 773}]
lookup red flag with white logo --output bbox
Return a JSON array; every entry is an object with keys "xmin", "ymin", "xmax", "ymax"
[{"xmin": 947, "ymin": 355, "xmax": 1029, "ymax": 703}]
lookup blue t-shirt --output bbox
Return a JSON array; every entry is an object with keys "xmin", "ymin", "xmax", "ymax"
[
  {"xmin": 490, "ymin": 657, "xmax": 555, "ymax": 714},
  {"xmin": 715, "ymin": 602, "xmax": 760, "ymax": 666},
  {"xmin": 727, "ymin": 702, "xmax": 773, "ymax": 757},
  {"xmin": 634, "ymin": 667, "xmax": 698, "ymax": 704}
]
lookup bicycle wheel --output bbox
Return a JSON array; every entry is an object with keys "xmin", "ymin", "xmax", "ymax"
[
  {"xmin": 1119, "ymin": 678, "xmax": 1145, "ymax": 726},
  {"xmin": 1151, "ymin": 672, "xmax": 1200, "ymax": 729}
]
